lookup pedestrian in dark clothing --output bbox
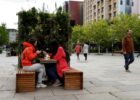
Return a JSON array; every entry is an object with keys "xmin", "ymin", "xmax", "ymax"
[{"xmin": 82, "ymin": 43, "xmax": 89, "ymax": 61}]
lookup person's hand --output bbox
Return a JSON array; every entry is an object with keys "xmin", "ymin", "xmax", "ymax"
[
  {"xmin": 36, "ymin": 50, "xmax": 41, "ymax": 54},
  {"xmin": 123, "ymin": 51, "xmax": 126, "ymax": 54},
  {"xmin": 42, "ymin": 51, "xmax": 47, "ymax": 55}
]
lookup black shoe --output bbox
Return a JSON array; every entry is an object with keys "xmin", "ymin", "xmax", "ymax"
[{"xmin": 124, "ymin": 65, "xmax": 127, "ymax": 70}]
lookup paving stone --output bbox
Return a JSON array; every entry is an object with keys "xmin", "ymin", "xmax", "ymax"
[
  {"xmin": 0, "ymin": 91, "xmax": 15, "ymax": 98},
  {"xmin": 1, "ymin": 77, "xmax": 16, "ymax": 91},
  {"xmin": 35, "ymin": 95, "xmax": 77, "ymax": 100},
  {"xmin": 112, "ymin": 91, "xmax": 140, "ymax": 100},
  {"xmin": 83, "ymin": 81, "xmax": 96, "ymax": 88},
  {"xmin": 75, "ymin": 93, "xmax": 119, "ymax": 100},
  {"xmin": 115, "ymin": 85, "xmax": 140, "ymax": 92},
  {"xmin": 51, "ymin": 87, "xmax": 90, "ymax": 96},
  {"xmin": 1, "ymin": 53, "xmax": 140, "ymax": 99},
  {"xmin": 15, "ymin": 92, "xmax": 35, "ymax": 98},
  {"xmin": 90, "ymin": 81, "xmax": 123, "ymax": 87},
  {"xmin": 86, "ymin": 86, "xmax": 121, "ymax": 93},
  {"xmin": 119, "ymin": 80, "xmax": 140, "ymax": 85},
  {"xmin": 34, "ymin": 88, "xmax": 53, "ymax": 97},
  {"xmin": 0, "ymin": 97, "xmax": 34, "ymax": 100}
]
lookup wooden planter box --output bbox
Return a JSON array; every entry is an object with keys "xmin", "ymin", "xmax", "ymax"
[
  {"xmin": 63, "ymin": 68, "xmax": 83, "ymax": 90},
  {"xmin": 16, "ymin": 69, "xmax": 36, "ymax": 92}
]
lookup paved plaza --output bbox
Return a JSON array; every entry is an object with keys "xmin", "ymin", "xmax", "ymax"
[{"xmin": 0, "ymin": 51, "xmax": 140, "ymax": 100}]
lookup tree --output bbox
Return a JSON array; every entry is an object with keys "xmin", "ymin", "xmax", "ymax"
[
  {"xmin": 0, "ymin": 24, "xmax": 8, "ymax": 46},
  {"xmin": 18, "ymin": 7, "xmax": 71, "ymax": 50},
  {"xmin": 110, "ymin": 14, "xmax": 140, "ymax": 50},
  {"xmin": 72, "ymin": 14, "xmax": 140, "ymax": 53},
  {"xmin": 91, "ymin": 20, "xmax": 109, "ymax": 54}
]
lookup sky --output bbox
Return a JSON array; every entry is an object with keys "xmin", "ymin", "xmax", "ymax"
[{"xmin": 0, "ymin": 0, "xmax": 83, "ymax": 29}]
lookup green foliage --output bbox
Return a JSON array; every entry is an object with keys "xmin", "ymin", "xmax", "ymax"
[
  {"xmin": 71, "ymin": 14, "xmax": 140, "ymax": 52},
  {"xmin": 18, "ymin": 7, "xmax": 71, "ymax": 50},
  {"xmin": 91, "ymin": 20, "xmax": 109, "ymax": 45},
  {"xmin": 0, "ymin": 24, "xmax": 8, "ymax": 46}
]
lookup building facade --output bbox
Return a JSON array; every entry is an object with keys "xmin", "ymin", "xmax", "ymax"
[
  {"xmin": 84, "ymin": 0, "xmax": 134, "ymax": 24},
  {"xmin": 7, "ymin": 29, "xmax": 18, "ymax": 43},
  {"xmin": 64, "ymin": 0, "xmax": 83, "ymax": 26},
  {"xmin": 132, "ymin": 0, "xmax": 140, "ymax": 14}
]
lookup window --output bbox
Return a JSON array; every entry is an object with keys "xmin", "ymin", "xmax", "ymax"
[
  {"xmin": 98, "ymin": 9, "xmax": 100, "ymax": 13},
  {"xmin": 114, "ymin": 3, "xmax": 117, "ymax": 9},
  {"xmin": 120, "ymin": 0, "xmax": 123, "ymax": 5},
  {"xmin": 93, "ymin": 5, "xmax": 96, "ymax": 10},
  {"xmin": 113, "ymin": 12, "xmax": 116, "ymax": 17},
  {"xmin": 126, "ymin": 0, "xmax": 130, "ymax": 5},
  {"xmin": 109, "ymin": 5, "xmax": 112, "ymax": 11},
  {"xmin": 101, "ymin": 7, "xmax": 104, "ymax": 13},
  {"xmin": 94, "ymin": 12, "xmax": 96, "ymax": 16},
  {"xmin": 132, "ymin": 2, "xmax": 134, "ymax": 6},
  {"xmin": 109, "ymin": 13, "xmax": 111, "ymax": 19},
  {"xmin": 101, "ymin": 15, "xmax": 104, "ymax": 19}
]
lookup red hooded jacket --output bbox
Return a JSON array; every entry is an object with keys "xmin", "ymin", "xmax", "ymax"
[
  {"xmin": 53, "ymin": 46, "xmax": 69, "ymax": 77},
  {"xmin": 21, "ymin": 42, "xmax": 38, "ymax": 66},
  {"xmin": 74, "ymin": 44, "xmax": 81, "ymax": 53}
]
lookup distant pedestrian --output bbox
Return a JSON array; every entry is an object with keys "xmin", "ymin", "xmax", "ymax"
[
  {"xmin": 74, "ymin": 41, "xmax": 81, "ymax": 60},
  {"xmin": 122, "ymin": 30, "xmax": 134, "ymax": 72},
  {"xmin": 82, "ymin": 43, "xmax": 89, "ymax": 61}
]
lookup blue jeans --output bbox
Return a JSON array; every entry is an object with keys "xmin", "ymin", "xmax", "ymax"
[{"xmin": 124, "ymin": 53, "xmax": 134, "ymax": 70}]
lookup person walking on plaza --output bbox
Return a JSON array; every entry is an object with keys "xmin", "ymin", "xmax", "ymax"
[
  {"xmin": 21, "ymin": 38, "xmax": 47, "ymax": 88},
  {"xmin": 122, "ymin": 30, "xmax": 135, "ymax": 72},
  {"xmin": 82, "ymin": 42, "xmax": 89, "ymax": 61},
  {"xmin": 74, "ymin": 41, "xmax": 81, "ymax": 60}
]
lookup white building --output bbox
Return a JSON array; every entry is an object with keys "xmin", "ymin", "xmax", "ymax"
[
  {"xmin": 132, "ymin": 0, "xmax": 140, "ymax": 14},
  {"xmin": 7, "ymin": 29, "xmax": 17, "ymax": 43},
  {"xmin": 84, "ymin": 0, "xmax": 134, "ymax": 24}
]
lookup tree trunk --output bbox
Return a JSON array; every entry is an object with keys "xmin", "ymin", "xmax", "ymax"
[
  {"xmin": 106, "ymin": 48, "xmax": 108, "ymax": 53},
  {"xmin": 98, "ymin": 45, "xmax": 101, "ymax": 54}
]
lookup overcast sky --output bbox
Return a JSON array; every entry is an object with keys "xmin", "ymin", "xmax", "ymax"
[{"xmin": 0, "ymin": 0, "xmax": 83, "ymax": 29}]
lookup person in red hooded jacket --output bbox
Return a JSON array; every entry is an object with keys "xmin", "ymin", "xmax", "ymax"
[
  {"xmin": 21, "ymin": 38, "xmax": 47, "ymax": 88},
  {"xmin": 49, "ymin": 40, "xmax": 69, "ymax": 86}
]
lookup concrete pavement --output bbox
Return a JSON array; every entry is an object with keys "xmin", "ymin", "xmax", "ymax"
[{"xmin": 0, "ymin": 51, "xmax": 140, "ymax": 100}]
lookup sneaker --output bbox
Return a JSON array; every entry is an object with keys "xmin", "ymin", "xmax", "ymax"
[
  {"xmin": 36, "ymin": 83, "xmax": 47, "ymax": 88},
  {"xmin": 52, "ymin": 80, "xmax": 62, "ymax": 87}
]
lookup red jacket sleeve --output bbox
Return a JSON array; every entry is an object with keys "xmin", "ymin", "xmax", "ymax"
[{"xmin": 27, "ymin": 47, "xmax": 38, "ymax": 61}]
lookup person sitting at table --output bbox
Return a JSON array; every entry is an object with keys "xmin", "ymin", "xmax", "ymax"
[
  {"xmin": 21, "ymin": 38, "xmax": 47, "ymax": 88},
  {"xmin": 48, "ymin": 40, "xmax": 69, "ymax": 87}
]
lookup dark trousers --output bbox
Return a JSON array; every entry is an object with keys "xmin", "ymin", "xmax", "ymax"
[
  {"xmin": 84, "ymin": 53, "xmax": 87, "ymax": 60},
  {"xmin": 46, "ymin": 65, "xmax": 58, "ymax": 82},
  {"xmin": 76, "ymin": 53, "xmax": 80, "ymax": 59},
  {"xmin": 45, "ymin": 64, "xmax": 63, "ymax": 84},
  {"xmin": 124, "ymin": 53, "xmax": 134, "ymax": 70}
]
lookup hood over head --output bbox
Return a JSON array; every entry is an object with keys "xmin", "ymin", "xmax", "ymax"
[{"xmin": 22, "ymin": 42, "xmax": 33, "ymax": 48}]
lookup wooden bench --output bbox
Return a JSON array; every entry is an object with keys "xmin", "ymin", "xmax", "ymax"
[
  {"xmin": 16, "ymin": 69, "xmax": 36, "ymax": 92},
  {"xmin": 63, "ymin": 68, "xmax": 83, "ymax": 90}
]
